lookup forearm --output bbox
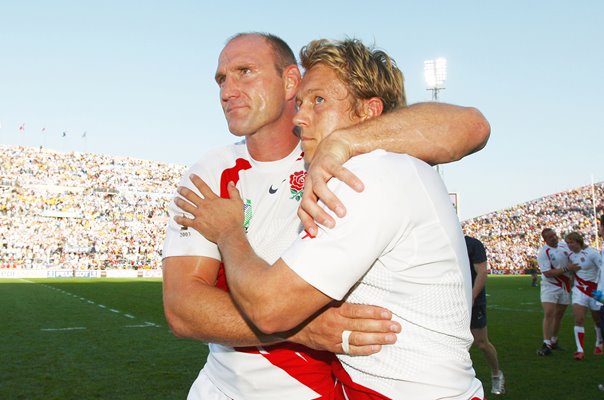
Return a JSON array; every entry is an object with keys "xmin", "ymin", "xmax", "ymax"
[
  {"xmin": 543, "ymin": 268, "xmax": 571, "ymax": 277},
  {"xmin": 472, "ymin": 275, "xmax": 487, "ymax": 303},
  {"xmin": 218, "ymin": 229, "xmax": 331, "ymax": 334},
  {"xmin": 217, "ymin": 230, "xmax": 284, "ymax": 328},
  {"xmin": 340, "ymin": 102, "xmax": 490, "ymax": 165},
  {"xmin": 162, "ymin": 260, "xmax": 282, "ymax": 346}
]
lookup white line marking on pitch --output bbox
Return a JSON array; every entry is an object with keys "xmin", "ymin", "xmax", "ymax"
[
  {"xmin": 28, "ymin": 281, "xmax": 162, "ymax": 329},
  {"xmin": 124, "ymin": 321, "xmax": 160, "ymax": 328},
  {"xmin": 41, "ymin": 327, "xmax": 86, "ymax": 331}
]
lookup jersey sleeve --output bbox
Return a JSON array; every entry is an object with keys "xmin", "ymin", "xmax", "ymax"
[
  {"xmin": 537, "ymin": 248, "xmax": 552, "ymax": 272},
  {"xmin": 281, "ymin": 154, "xmax": 412, "ymax": 300},
  {"xmin": 162, "ymin": 161, "xmax": 221, "ymax": 261},
  {"xmin": 469, "ymin": 238, "xmax": 487, "ymax": 265}
]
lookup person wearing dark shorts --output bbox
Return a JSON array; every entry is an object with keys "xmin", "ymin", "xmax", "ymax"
[{"xmin": 465, "ymin": 235, "xmax": 505, "ymax": 396}]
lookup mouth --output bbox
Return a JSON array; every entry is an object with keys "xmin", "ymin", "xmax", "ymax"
[{"xmin": 225, "ymin": 104, "xmax": 247, "ymax": 114}]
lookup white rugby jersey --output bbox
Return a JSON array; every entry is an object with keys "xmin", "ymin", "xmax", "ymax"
[
  {"xmin": 163, "ymin": 141, "xmax": 337, "ymax": 399},
  {"xmin": 538, "ymin": 242, "xmax": 572, "ymax": 292},
  {"xmin": 282, "ymin": 150, "xmax": 483, "ymax": 399},
  {"xmin": 570, "ymin": 247, "xmax": 602, "ymax": 295}
]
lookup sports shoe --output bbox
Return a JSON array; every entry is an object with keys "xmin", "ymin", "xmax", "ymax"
[
  {"xmin": 573, "ymin": 351, "xmax": 584, "ymax": 360},
  {"xmin": 537, "ymin": 343, "xmax": 552, "ymax": 356},
  {"xmin": 491, "ymin": 371, "xmax": 505, "ymax": 395},
  {"xmin": 550, "ymin": 342, "xmax": 566, "ymax": 351},
  {"xmin": 594, "ymin": 345, "xmax": 603, "ymax": 355},
  {"xmin": 598, "ymin": 383, "xmax": 604, "ymax": 392}
]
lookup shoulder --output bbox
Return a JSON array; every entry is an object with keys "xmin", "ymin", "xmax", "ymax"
[
  {"xmin": 186, "ymin": 141, "xmax": 248, "ymax": 173},
  {"xmin": 345, "ymin": 150, "xmax": 434, "ymax": 186}
]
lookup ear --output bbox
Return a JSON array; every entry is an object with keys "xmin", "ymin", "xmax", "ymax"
[
  {"xmin": 359, "ymin": 97, "xmax": 384, "ymax": 121},
  {"xmin": 283, "ymin": 65, "xmax": 302, "ymax": 101}
]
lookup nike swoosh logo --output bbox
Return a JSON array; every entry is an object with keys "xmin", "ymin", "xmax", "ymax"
[{"xmin": 268, "ymin": 179, "xmax": 286, "ymax": 194}]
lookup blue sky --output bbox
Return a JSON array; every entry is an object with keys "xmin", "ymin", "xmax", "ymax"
[{"xmin": 1, "ymin": 1, "xmax": 602, "ymax": 220}]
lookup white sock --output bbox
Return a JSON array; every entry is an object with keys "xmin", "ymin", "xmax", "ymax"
[{"xmin": 574, "ymin": 326, "xmax": 585, "ymax": 352}]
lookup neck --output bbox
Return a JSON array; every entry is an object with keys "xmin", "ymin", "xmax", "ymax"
[{"xmin": 247, "ymin": 104, "xmax": 299, "ymax": 162}]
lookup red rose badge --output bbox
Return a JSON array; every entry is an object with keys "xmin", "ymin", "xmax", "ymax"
[{"xmin": 289, "ymin": 171, "xmax": 306, "ymax": 201}]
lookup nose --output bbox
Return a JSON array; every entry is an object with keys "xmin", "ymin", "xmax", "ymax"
[
  {"xmin": 293, "ymin": 103, "xmax": 310, "ymax": 129},
  {"xmin": 220, "ymin": 76, "xmax": 240, "ymax": 102}
]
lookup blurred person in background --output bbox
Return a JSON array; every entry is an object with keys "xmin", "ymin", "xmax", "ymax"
[
  {"xmin": 465, "ymin": 235, "xmax": 505, "ymax": 395},
  {"xmin": 536, "ymin": 228, "xmax": 577, "ymax": 356},
  {"xmin": 565, "ymin": 231, "xmax": 602, "ymax": 360}
]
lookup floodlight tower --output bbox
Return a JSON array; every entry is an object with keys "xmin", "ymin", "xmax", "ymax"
[
  {"xmin": 424, "ymin": 58, "xmax": 447, "ymax": 101},
  {"xmin": 424, "ymin": 58, "xmax": 447, "ymax": 176}
]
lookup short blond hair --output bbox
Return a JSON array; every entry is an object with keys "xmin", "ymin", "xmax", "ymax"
[
  {"xmin": 300, "ymin": 38, "xmax": 406, "ymax": 116},
  {"xmin": 565, "ymin": 231, "xmax": 585, "ymax": 248}
]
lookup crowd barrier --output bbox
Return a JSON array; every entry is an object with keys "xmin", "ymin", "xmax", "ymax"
[{"xmin": 0, "ymin": 269, "xmax": 163, "ymax": 279}]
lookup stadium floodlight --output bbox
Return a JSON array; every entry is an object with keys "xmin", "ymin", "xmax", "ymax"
[
  {"xmin": 424, "ymin": 58, "xmax": 447, "ymax": 176},
  {"xmin": 424, "ymin": 58, "xmax": 447, "ymax": 101}
]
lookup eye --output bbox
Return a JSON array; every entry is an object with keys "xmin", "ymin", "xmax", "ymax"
[
  {"xmin": 314, "ymin": 96, "xmax": 324, "ymax": 105},
  {"xmin": 240, "ymin": 67, "xmax": 252, "ymax": 75}
]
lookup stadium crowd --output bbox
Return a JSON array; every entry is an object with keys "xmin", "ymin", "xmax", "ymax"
[
  {"xmin": 0, "ymin": 145, "xmax": 185, "ymax": 269},
  {"xmin": 1, "ymin": 144, "xmax": 602, "ymax": 271},
  {"xmin": 463, "ymin": 184, "xmax": 604, "ymax": 273}
]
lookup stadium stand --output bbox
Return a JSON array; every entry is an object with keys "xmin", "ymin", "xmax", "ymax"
[
  {"xmin": 463, "ymin": 183, "xmax": 603, "ymax": 274},
  {"xmin": 1, "ymin": 145, "xmax": 185, "ymax": 270},
  {"xmin": 1, "ymin": 144, "xmax": 602, "ymax": 272}
]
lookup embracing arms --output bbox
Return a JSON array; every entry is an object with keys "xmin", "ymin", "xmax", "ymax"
[{"xmin": 300, "ymin": 102, "xmax": 490, "ymax": 233}]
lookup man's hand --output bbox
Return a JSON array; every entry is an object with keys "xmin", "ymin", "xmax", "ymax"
[
  {"xmin": 289, "ymin": 302, "xmax": 401, "ymax": 356},
  {"xmin": 567, "ymin": 262, "xmax": 581, "ymax": 273},
  {"xmin": 174, "ymin": 174, "xmax": 244, "ymax": 243},
  {"xmin": 299, "ymin": 131, "xmax": 364, "ymax": 236}
]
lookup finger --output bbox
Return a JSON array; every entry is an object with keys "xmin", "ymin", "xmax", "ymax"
[
  {"xmin": 347, "ymin": 318, "xmax": 401, "ymax": 334},
  {"xmin": 226, "ymin": 181, "xmax": 242, "ymax": 201},
  {"xmin": 346, "ymin": 344, "xmax": 382, "ymax": 356},
  {"xmin": 173, "ymin": 214, "xmax": 194, "ymax": 228},
  {"xmin": 311, "ymin": 177, "xmax": 346, "ymax": 219},
  {"xmin": 339, "ymin": 303, "xmax": 392, "ymax": 320},
  {"xmin": 332, "ymin": 166, "xmax": 364, "ymax": 193},
  {"xmin": 177, "ymin": 186, "xmax": 204, "ymax": 207},
  {"xmin": 173, "ymin": 196, "xmax": 198, "ymax": 215},
  {"xmin": 349, "ymin": 331, "xmax": 398, "ymax": 347},
  {"xmin": 297, "ymin": 207, "xmax": 318, "ymax": 238},
  {"xmin": 189, "ymin": 174, "xmax": 218, "ymax": 199},
  {"xmin": 300, "ymin": 192, "xmax": 336, "ymax": 228}
]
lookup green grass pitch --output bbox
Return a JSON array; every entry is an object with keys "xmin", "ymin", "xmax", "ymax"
[{"xmin": 1, "ymin": 276, "xmax": 602, "ymax": 399}]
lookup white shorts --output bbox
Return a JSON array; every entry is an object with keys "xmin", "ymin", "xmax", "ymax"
[
  {"xmin": 572, "ymin": 287, "xmax": 602, "ymax": 311},
  {"xmin": 188, "ymin": 368, "xmax": 232, "ymax": 400},
  {"xmin": 541, "ymin": 282, "xmax": 570, "ymax": 305}
]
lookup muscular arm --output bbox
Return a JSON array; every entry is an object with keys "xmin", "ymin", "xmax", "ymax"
[
  {"xmin": 472, "ymin": 261, "xmax": 488, "ymax": 304},
  {"xmin": 341, "ymin": 102, "xmax": 489, "ymax": 164},
  {"xmin": 215, "ymin": 228, "xmax": 332, "ymax": 334},
  {"xmin": 162, "ymin": 256, "xmax": 279, "ymax": 346},
  {"xmin": 165, "ymin": 178, "xmax": 401, "ymax": 352},
  {"xmin": 541, "ymin": 263, "xmax": 580, "ymax": 278},
  {"xmin": 299, "ymin": 102, "xmax": 490, "ymax": 231}
]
